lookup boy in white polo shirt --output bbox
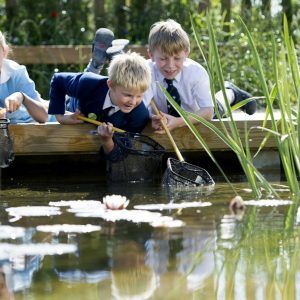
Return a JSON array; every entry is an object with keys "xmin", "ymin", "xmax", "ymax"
[{"xmin": 143, "ymin": 19, "xmax": 256, "ymax": 133}]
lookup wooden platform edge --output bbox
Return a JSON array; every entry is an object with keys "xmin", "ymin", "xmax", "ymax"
[{"xmin": 9, "ymin": 112, "xmax": 279, "ymax": 156}]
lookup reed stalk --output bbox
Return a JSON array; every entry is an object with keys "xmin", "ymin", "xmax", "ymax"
[{"xmin": 161, "ymin": 13, "xmax": 299, "ymax": 198}]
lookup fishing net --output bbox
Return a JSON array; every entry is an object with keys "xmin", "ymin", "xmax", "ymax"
[
  {"xmin": 0, "ymin": 119, "xmax": 14, "ymax": 168},
  {"xmin": 106, "ymin": 132, "xmax": 165, "ymax": 183},
  {"xmin": 162, "ymin": 157, "xmax": 215, "ymax": 187}
]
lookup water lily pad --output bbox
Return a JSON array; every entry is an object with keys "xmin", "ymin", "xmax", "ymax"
[
  {"xmin": 243, "ymin": 199, "xmax": 292, "ymax": 206},
  {"xmin": 134, "ymin": 201, "xmax": 212, "ymax": 211},
  {"xmin": 6, "ymin": 206, "xmax": 61, "ymax": 217},
  {"xmin": 36, "ymin": 224, "xmax": 101, "ymax": 234}
]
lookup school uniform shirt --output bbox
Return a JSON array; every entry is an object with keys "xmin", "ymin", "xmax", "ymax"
[
  {"xmin": 143, "ymin": 58, "xmax": 214, "ymax": 114},
  {"xmin": 48, "ymin": 72, "xmax": 149, "ymax": 133},
  {"xmin": 0, "ymin": 59, "xmax": 40, "ymax": 123}
]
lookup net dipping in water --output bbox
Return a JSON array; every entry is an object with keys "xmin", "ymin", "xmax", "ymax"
[
  {"xmin": 163, "ymin": 157, "xmax": 215, "ymax": 187},
  {"xmin": 107, "ymin": 132, "xmax": 165, "ymax": 183}
]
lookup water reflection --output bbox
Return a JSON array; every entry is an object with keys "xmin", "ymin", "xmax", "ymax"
[{"xmin": 0, "ymin": 181, "xmax": 299, "ymax": 299}]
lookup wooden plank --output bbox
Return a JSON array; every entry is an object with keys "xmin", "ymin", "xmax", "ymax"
[
  {"xmin": 10, "ymin": 45, "xmax": 148, "ymax": 65},
  {"xmin": 9, "ymin": 112, "xmax": 278, "ymax": 156}
]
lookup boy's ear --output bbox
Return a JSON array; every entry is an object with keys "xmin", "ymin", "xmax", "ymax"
[
  {"xmin": 3, "ymin": 44, "xmax": 9, "ymax": 57},
  {"xmin": 107, "ymin": 79, "xmax": 113, "ymax": 89},
  {"xmin": 147, "ymin": 49, "xmax": 154, "ymax": 61}
]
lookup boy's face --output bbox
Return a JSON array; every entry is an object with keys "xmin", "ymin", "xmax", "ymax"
[
  {"xmin": 149, "ymin": 48, "xmax": 189, "ymax": 80},
  {"xmin": 107, "ymin": 80, "xmax": 144, "ymax": 113}
]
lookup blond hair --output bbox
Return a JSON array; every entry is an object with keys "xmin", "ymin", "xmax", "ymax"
[
  {"xmin": 148, "ymin": 19, "xmax": 190, "ymax": 55},
  {"xmin": 0, "ymin": 31, "xmax": 9, "ymax": 56},
  {"xmin": 108, "ymin": 52, "xmax": 151, "ymax": 92}
]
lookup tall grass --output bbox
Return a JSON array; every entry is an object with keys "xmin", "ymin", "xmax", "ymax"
[
  {"xmin": 241, "ymin": 15, "xmax": 300, "ymax": 197},
  {"xmin": 161, "ymin": 14, "xmax": 299, "ymax": 199}
]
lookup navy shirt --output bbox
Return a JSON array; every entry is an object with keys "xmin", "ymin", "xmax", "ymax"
[{"xmin": 48, "ymin": 72, "xmax": 149, "ymax": 133}]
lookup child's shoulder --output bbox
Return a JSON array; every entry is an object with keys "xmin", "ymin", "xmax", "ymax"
[
  {"xmin": 183, "ymin": 58, "xmax": 208, "ymax": 76},
  {"xmin": 184, "ymin": 57, "xmax": 205, "ymax": 68},
  {"xmin": 3, "ymin": 58, "xmax": 26, "ymax": 73}
]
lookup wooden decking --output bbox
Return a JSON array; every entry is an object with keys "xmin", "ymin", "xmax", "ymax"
[{"xmin": 9, "ymin": 112, "xmax": 278, "ymax": 156}]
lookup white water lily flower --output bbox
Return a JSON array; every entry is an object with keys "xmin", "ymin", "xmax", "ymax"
[{"xmin": 103, "ymin": 195, "xmax": 129, "ymax": 210}]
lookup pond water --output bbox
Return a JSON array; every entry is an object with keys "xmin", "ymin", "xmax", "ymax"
[{"xmin": 0, "ymin": 169, "xmax": 298, "ymax": 300}]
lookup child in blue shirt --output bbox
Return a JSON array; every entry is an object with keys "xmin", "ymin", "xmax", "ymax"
[{"xmin": 0, "ymin": 31, "xmax": 49, "ymax": 123}]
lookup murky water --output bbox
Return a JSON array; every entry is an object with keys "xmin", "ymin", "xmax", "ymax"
[{"xmin": 0, "ymin": 175, "xmax": 298, "ymax": 300}]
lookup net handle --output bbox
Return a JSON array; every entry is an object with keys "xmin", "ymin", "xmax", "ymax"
[
  {"xmin": 151, "ymin": 99, "xmax": 184, "ymax": 162},
  {"xmin": 77, "ymin": 115, "xmax": 125, "ymax": 133}
]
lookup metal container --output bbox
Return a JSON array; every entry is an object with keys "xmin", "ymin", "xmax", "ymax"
[{"xmin": 0, "ymin": 118, "xmax": 14, "ymax": 168}]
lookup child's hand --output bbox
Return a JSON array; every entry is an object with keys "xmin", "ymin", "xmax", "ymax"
[
  {"xmin": 4, "ymin": 92, "xmax": 24, "ymax": 112},
  {"xmin": 97, "ymin": 122, "xmax": 114, "ymax": 154},
  {"xmin": 152, "ymin": 111, "xmax": 180, "ymax": 134},
  {"xmin": 151, "ymin": 111, "xmax": 168, "ymax": 132},
  {"xmin": 55, "ymin": 110, "xmax": 84, "ymax": 125},
  {"xmin": 0, "ymin": 107, "xmax": 7, "ymax": 119}
]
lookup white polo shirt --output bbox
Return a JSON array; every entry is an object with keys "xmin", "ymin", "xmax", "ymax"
[{"xmin": 143, "ymin": 58, "xmax": 214, "ymax": 114}]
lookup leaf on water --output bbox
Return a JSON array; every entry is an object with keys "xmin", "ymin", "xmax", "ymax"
[
  {"xmin": 6, "ymin": 206, "xmax": 61, "ymax": 217},
  {"xmin": 36, "ymin": 224, "xmax": 101, "ymax": 234},
  {"xmin": 243, "ymin": 199, "xmax": 292, "ymax": 206},
  {"xmin": 0, "ymin": 243, "xmax": 77, "ymax": 259},
  {"xmin": 0, "ymin": 225, "xmax": 26, "ymax": 239},
  {"xmin": 134, "ymin": 201, "xmax": 212, "ymax": 211}
]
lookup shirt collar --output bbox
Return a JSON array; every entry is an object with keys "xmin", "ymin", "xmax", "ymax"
[
  {"xmin": 103, "ymin": 91, "xmax": 120, "ymax": 115},
  {"xmin": 0, "ymin": 60, "xmax": 11, "ymax": 84}
]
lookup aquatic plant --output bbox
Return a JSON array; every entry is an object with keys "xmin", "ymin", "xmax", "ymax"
[
  {"xmin": 240, "ymin": 15, "xmax": 300, "ymax": 197},
  {"xmin": 161, "ymin": 13, "xmax": 299, "ymax": 199},
  {"xmin": 103, "ymin": 194, "xmax": 129, "ymax": 210}
]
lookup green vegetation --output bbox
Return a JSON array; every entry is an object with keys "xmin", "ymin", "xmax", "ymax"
[
  {"xmin": 163, "ymin": 13, "xmax": 299, "ymax": 199},
  {"xmin": 0, "ymin": 1, "xmax": 299, "ymax": 99}
]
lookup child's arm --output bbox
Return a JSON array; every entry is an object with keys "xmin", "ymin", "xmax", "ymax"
[
  {"xmin": 97, "ymin": 122, "xmax": 114, "ymax": 154},
  {"xmin": 4, "ymin": 92, "xmax": 48, "ymax": 123},
  {"xmin": 48, "ymin": 72, "xmax": 85, "ymax": 120},
  {"xmin": 152, "ymin": 107, "xmax": 214, "ymax": 133},
  {"xmin": 55, "ymin": 109, "xmax": 83, "ymax": 125}
]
